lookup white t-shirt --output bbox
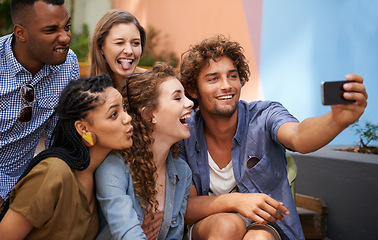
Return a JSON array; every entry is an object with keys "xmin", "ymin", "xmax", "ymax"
[{"xmin": 208, "ymin": 151, "xmax": 238, "ymax": 196}]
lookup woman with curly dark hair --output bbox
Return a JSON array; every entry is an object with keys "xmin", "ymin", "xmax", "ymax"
[
  {"xmin": 95, "ymin": 62, "xmax": 193, "ymax": 240},
  {"xmin": 0, "ymin": 74, "xmax": 133, "ymax": 239}
]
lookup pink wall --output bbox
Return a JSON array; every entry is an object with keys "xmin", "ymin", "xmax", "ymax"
[{"xmin": 113, "ymin": 0, "xmax": 262, "ymax": 101}]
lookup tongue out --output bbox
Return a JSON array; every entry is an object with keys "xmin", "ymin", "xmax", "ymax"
[{"xmin": 119, "ymin": 60, "xmax": 132, "ymax": 70}]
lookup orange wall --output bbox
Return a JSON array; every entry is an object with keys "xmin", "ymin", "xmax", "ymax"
[{"xmin": 113, "ymin": 0, "xmax": 260, "ymax": 101}]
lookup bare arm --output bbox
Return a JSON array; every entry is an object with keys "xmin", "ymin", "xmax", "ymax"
[
  {"xmin": 184, "ymin": 185, "xmax": 289, "ymax": 225},
  {"xmin": 278, "ymin": 74, "xmax": 368, "ymax": 153},
  {"xmin": 0, "ymin": 209, "xmax": 33, "ymax": 240}
]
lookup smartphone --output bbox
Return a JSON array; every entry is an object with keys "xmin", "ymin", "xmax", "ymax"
[{"xmin": 321, "ymin": 80, "xmax": 355, "ymax": 105}]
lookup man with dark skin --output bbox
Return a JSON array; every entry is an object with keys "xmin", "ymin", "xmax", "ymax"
[
  {"xmin": 0, "ymin": 0, "xmax": 79, "ymax": 208},
  {"xmin": 180, "ymin": 35, "xmax": 368, "ymax": 240}
]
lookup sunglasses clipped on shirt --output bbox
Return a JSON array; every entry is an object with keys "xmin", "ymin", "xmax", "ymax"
[{"xmin": 18, "ymin": 84, "xmax": 35, "ymax": 123}]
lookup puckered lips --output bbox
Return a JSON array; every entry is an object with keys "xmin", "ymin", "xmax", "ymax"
[
  {"xmin": 179, "ymin": 112, "xmax": 191, "ymax": 126},
  {"xmin": 126, "ymin": 126, "xmax": 134, "ymax": 137}
]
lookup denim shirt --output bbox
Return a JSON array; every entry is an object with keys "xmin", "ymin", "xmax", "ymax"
[
  {"xmin": 180, "ymin": 100, "xmax": 305, "ymax": 240},
  {"xmin": 95, "ymin": 151, "xmax": 192, "ymax": 240}
]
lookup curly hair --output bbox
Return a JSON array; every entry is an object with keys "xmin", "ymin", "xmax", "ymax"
[
  {"xmin": 180, "ymin": 34, "xmax": 250, "ymax": 108},
  {"xmin": 90, "ymin": 9, "xmax": 146, "ymax": 78},
  {"xmin": 121, "ymin": 62, "xmax": 180, "ymax": 214}
]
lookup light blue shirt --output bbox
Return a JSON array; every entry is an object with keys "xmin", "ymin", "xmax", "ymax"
[
  {"xmin": 0, "ymin": 34, "xmax": 80, "ymax": 200},
  {"xmin": 180, "ymin": 100, "xmax": 305, "ymax": 240},
  {"xmin": 95, "ymin": 152, "xmax": 192, "ymax": 240}
]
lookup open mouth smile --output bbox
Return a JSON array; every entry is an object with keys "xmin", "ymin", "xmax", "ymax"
[
  {"xmin": 216, "ymin": 94, "xmax": 233, "ymax": 100},
  {"xmin": 118, "ymin": 59, "xmax": 134, "ymax": 70},
  {"xmin": 179, "ymin": 113, "xmax": 191, "ymax": 126}
]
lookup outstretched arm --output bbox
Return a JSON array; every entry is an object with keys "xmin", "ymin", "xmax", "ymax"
[
  {"xmin": 184, "ymin": 185, "xmax": 289, "ymax": 225},
  {"xmin": 278, "ymin": 74, "xmax": 368, "ymax": 153}
]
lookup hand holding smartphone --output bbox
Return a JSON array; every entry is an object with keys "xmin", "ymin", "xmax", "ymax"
[{"xmin": 321, "ymin": 80, "xmax": 356, "ymax": 105}]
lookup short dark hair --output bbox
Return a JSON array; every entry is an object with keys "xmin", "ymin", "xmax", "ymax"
[
  {"xmin": 180, "ymin": 34, "xmax": 250, "ymax": 108},
  {"xmin": 10, "ymin": 0, "xmax": 65, "ymax": 24}
]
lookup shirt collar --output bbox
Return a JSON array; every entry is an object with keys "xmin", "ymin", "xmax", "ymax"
[
  {"xmin": 233, "ymin": 102, "xmax": 245, "ymax": 146},
  {"xmin": 193, "ymin": 102, "xmax": 247, "ymax": 147},
  {"xmin": 166, "ymin": 151, "xmax": 179, "ymax": 184},
  {"xmin": 193, "ymin": 109, "xmax": 205, "ymax": 153},
  {"xmin": 234, "ymin": 100, "xmax": 258, "ymax": 146},
  {"xmin": 5, "ymin": 34, "xmax": 62, "ymax": 78},
  {"xmin": 5, "ymin": 34, "xmax": 24, "ymax": 77}
]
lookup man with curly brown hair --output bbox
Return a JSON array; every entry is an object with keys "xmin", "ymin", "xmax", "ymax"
[{"xmin": 179, "ymin": 35, "xmax": 367, "ymax": 240}]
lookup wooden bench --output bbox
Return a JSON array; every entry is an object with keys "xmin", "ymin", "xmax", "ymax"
[
  {"xmin": 79, "ymin": 62, "xmax": 91, "ymax": 78},
  {"xmin": 296, "ymin": 193, "xmax": 327, "ymax": 239}
]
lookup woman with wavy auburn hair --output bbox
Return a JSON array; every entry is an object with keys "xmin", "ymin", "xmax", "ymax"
[{"xmin": 95, "ymin": 62, "xmax": 194, "ymax": 240}]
